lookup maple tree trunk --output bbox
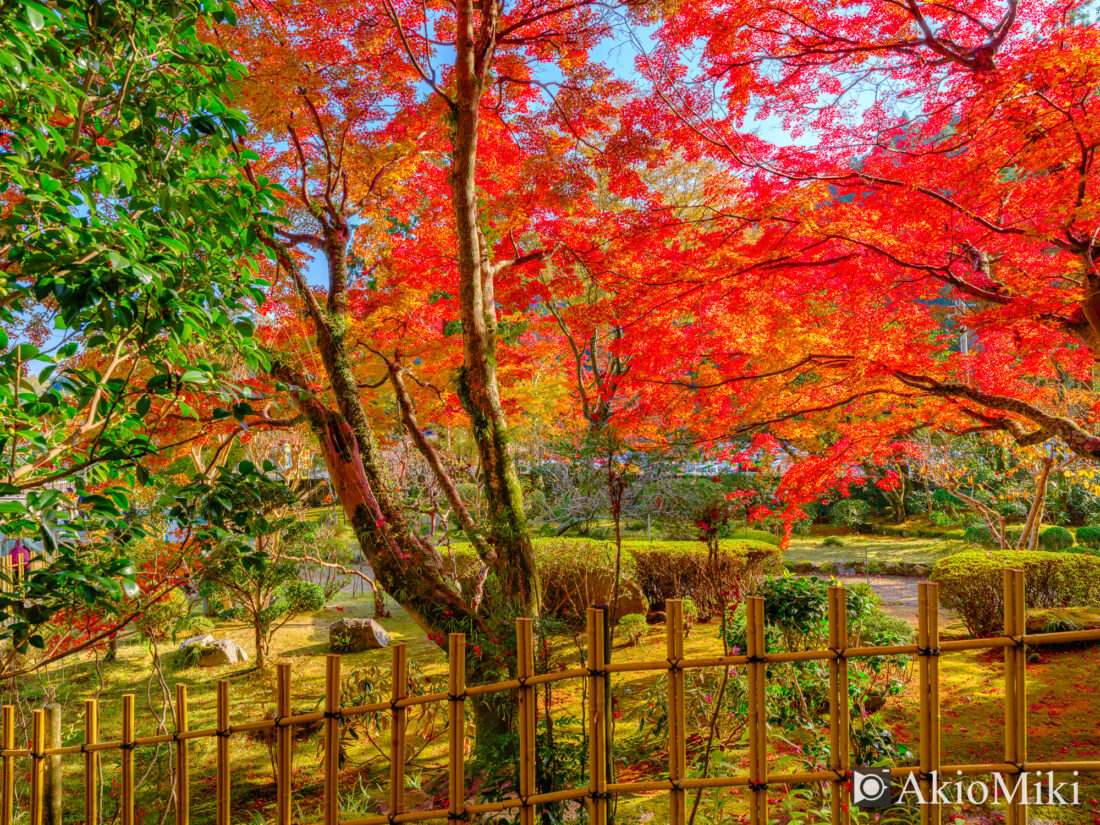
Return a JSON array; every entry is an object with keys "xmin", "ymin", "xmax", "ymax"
[
  {"xmin": 450, "ymin": 0, "xmax": 539, "ymax": 620},
  {"xmin": 1018, "ymin": 459, "xmax": 1053, "ymax": 550}
]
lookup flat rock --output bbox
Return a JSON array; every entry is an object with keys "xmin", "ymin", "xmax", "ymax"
[
  {"xmin": 330, "ymin": 617, "xmax": 390, "ymax": 652},
  {"xmin": 178, "ymin": 633, "xmax": 215, "ymax": 653},
  {"xmin": 195, "ymin": 639, "xmax": 249, "ymax": 667}
]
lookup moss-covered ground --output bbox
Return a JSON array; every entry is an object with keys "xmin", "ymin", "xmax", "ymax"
[{"xmin": 10, "ymin": 536, "xmax": 1100, "ymax": 824}]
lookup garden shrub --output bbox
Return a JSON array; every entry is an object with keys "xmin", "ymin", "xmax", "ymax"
[
  {"xmin": 929, "ymin": 510, "xmax": 955, "ymax": 527},
  {"xmin": 828, "ymin": 499, "xmax": 870, "ymax": 528},
  {"xmin": 721, "ymin": 576, "xmax": 911, "ymax": 766},
  {"xmin": 931, "ymin": 550, "xmax": 1100, "ymax": 637},
  {"xmin": 444, "ymin": 539, "xmax": 638, "ymax": 624},
  {"xmin": 1076, "ymin": 525, "xmax": 1100, "ymax": 549},
  {"xmin": 443, "ymin": 538, "xmax": 782, "ymax": 623},
  {"xmin": 630, "ymin": 540, "xmax": 782, "ymax": 620},
  {"xmin": 996, "ymin": 499, "xmax": 1030, "ymax": 521},
  {"xmin": 681, "ymin": 597, "xmax": 699, "ymax": 635},
  {"xmin": 822, "ymin": 536, "xmax": 844, "ymax": 548},
  {"xmin": 1039, "ymin": 526, "xmax": 1074, "ymax": 552},
  {"xmin": 619, "ymin": 613, "xmax": 647, "ymax": 645},
  {"xmin": 962, "ymin": 522, "xmax": 996, "ymax": 548}
]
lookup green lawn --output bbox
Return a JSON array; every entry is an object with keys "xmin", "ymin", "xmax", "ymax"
[{"xmin": 785, "ymin": 534, "xmax": 961, "ymax": 566}]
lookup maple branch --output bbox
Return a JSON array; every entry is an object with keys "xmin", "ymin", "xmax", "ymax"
[
  {"xmin": 286, "ymin": 124, "xmax": 315, "ymax": 213},
  {"xmin": 381, "ymin": 0, "xmax": 454, "ymax": 108},
  {"xmin": 489, "ymin": 241, "xmax": 562, "ymax": 276},
  {"xmin": 274, "ymin": 228, "xmax": 325, "ymax": 250},
  {"xmin": 891, "ymin": 371, "xmax": 1100, "ymax": 459},
  {"xmin": 383, "ymin": 360, "xmax": 494, "ymax": 565}
]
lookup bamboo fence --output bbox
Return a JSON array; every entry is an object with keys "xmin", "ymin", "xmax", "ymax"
[{"xmin": 3, "ymin": 570, "xmax": 1100, "ymax": 824}]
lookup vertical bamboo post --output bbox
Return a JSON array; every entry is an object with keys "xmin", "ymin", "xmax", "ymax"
[
  {"xmin": 84, "ymin": 699, "xmax": 98, "ymax": 825},
  {"xmin": 390, "ymin": 644, "xmax": 408, "ymax": 822},
  {"xmin": 666, "ymin": 600, "xmax": 686, "ymax": 825},
  {"xmin": 598, "ymin": 603, "xmax": 614, "ymax": 825},
  {"xmin": 828, "ymin": 587, "xmax": 850, "ymax": 825},
  {"xmin": 586, "ymin": 608, "xmax": 608, "ymax": 825},
  {"xmin": 918, "ymin": 582, "xmax": 941, "ymax": 825},
  {"xmin": 43, "ymin": 704, "xmax": 59, "ymax": 825},
  {"xmin": 323, "ymin": 654, "xmax": 341, "ymax": 825},
  {"xmin": 516, "ymin": 620, "xmax": 536, "ymax": 825},
  {"xmin": 121, "ymin": 695, "xmax": 134, "ymax": 825},
  {"xmin": 276, "ymin": 664, "xmax": 292, "ymax": 825},
  {"xmin": 1013, "ymin": 570, "xmax": 1026, "ymax": 824},
  {"xmin": 29, "ymin": 709, "xmax": 45, "ymax": 825},
  {"xmin": 175, "ymin": 684, "xmax": 189, "ymax": 825},
  {"xmin": 1004, "ymin": 569, "xmax": 1027, "ymax": 825},
  {"xmin": 216, "ymin": 681, "xmax": 229, "ymax": 825},
  {"xmin": 447, "ymin": 634, "xmax": 466, "ymax": 824},
  {"xmin": 1, "ymin": 705, "xmax": 12, "ymax": 825},
  {"xmin": 746, "ymin": 596, "xmax": 767, "ymax": 825}
]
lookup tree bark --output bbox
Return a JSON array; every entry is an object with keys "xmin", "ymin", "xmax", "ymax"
[{"xmin": 449, "ymin": 0, "xmax": 539, "ymax": 618}]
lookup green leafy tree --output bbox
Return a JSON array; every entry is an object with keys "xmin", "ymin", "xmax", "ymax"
[
  {"xmin": 197, "ymin": 471, "xmax": 326, "ymax": 669},
  {"xmin": 0, "ymin": 0, "xmax": 279, "ymax": 651}
]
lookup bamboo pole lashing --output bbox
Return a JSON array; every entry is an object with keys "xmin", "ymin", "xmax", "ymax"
[
  {"xmin": 516, "ymin": 619, "xmax": 536, "ymax": 825},
  {"xmin": 586, "ymin": 608, "xmax": 608, "ymax": 825},
  {"xmin": 276, "ymin": 663, "xmax": 292, "ymax": 825},
  {"xmin": 121, "ymin": 694, "xmax": 134, "ymax": 825},
  {"xmin": 666, "ymin": 599, "xmax": 686, "ymax": 825},
  {"xmin": 85, "ymin": 699, "xmax": 99, "ymax": 825},
  {"xmin": 447, "ymin": 633, "xmax": 466, "ymax": 824},
  {"xmin": 390, "ymin": 644, "xmax": 408, "ymax": 821},
  {"xmin": 216, "ymin": 681, "xmax": 230, "ymax": 825},
  {"xmin": 324, "ymin": 654, "xmax": 341, "ymax": 825},
  {"xmin": 1, "ymin": 705, "xmax": 13, "ymax": 825},
  {"xmin": 827, "ymin": 586, "xmax": 850, "ymax": 825},
  {"xmin": 175, "ymin": 683, "xmax": 189, "ymax": 825}
]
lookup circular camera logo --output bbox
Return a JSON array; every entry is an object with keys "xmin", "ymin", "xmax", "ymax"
[{"xmin": 852, "ymin": 767, "xmax": 893, "ymax": 808}]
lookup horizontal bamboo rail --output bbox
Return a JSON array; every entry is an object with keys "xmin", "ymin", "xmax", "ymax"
[{"xmin": 3, "ymin": 570, "xmax": 1100, "ymax": 823}]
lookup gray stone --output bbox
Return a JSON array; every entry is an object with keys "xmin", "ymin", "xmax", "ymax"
[
  {"xmin": 330, "ymin": 617, "xmax": 390, "ymax": 652},
  {"xmin": 195, "ymin": 639, "xmax": 249, "ymax": 667},
  {"xmin": 178, "ymin": 634, "xmax": 215, "ymax": 654}
]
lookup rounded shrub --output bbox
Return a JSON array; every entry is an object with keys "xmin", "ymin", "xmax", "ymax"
[
  {"xmin": 1039, "ymin": 526, "xmax": 1074, "ymax": 552},
  {"xmin": 1076, "ymin": 525, "xmax": 1100, "ymax": 549},
  {"xmin": 931, "ymin": 550, "xmax": 1100, "ymax": 637},
  {"xmin": 822, "ymin": 536, "xmax": 845, "ymax": 548},
  {"xmin": 828, "ymin": 499, "xmax": 871, "ymax": 528}
]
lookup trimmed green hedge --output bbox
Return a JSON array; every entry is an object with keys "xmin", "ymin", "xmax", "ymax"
[
  {"xmin": 442, "ymin": 538, "xmax": 782, "ymax": 622},
  {"xmin": 723, "ymin": 528, "xmax": 781, "ymax": 546},
  {"xmin": 628, "ymin": 540, "xmax": 782, "ymax": 619},
  {"xmin": 931, "ymin": 550, "xmax": 1100, "ymax": 637}
]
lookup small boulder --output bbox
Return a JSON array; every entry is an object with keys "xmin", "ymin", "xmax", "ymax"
[
  {"xmin": 330, "ymin": 617, "xmax": 390, "ymax": 653},
  {"xmin": 196, "ymin": 639, "xmax": 249, "ymax": 667},
  {"xmin": 178, "ymin": 633, "xmax": 215, "ymax": 654}
]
